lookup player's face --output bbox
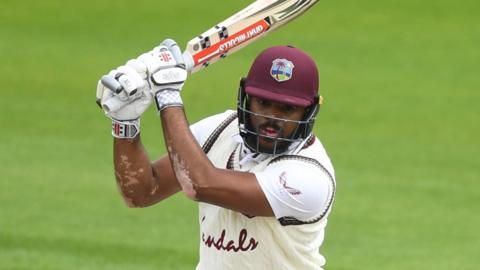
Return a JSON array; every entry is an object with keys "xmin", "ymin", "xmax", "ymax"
[{"xmin": 248, "ymin": 96, "xmax": 306, "ymax": 152}]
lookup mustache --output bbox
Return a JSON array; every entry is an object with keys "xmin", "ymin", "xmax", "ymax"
[{"xmin": 257, "ymin": 120, "xmax": 282, "ymax": 132}]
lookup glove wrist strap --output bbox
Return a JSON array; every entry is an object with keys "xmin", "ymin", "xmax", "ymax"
[
  {"xmin": 112, "ymin": 119, "xmax": 140, "ymax": 139},
  {"xmin": 154, "ymin": 90, "xmax": 183, "ymax": 112}
]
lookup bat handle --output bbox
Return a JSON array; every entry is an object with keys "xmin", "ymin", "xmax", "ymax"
[{"xmin": 183, "ymin": 51, "xmax": 194, "ymax": 73}]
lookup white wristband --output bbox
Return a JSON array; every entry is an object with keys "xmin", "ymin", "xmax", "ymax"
[
  {"xmin": 112, "ymin": 119, "xmax": 140, "ymax": 139},
  {"xmin": 154, "ymin": 90, "xmax": 183, "ymax": 112}
]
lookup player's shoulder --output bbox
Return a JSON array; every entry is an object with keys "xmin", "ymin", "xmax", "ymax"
[
  {"xmin": 189, "ymin": 109, "xmax": 237, "ymax": 147},
  {"xmin": 266, "ymin": 137, "xmax": 337, "ymax": 200},
  {"xmin": 274, "ymin": 136, "xmax": 335, "ymax": 180},
  {"xmin": 256, "ymin": 146, "xmax": 336, "ymax": 222},
  {"xmin": 307, "ymin": 136, "xmax": 335, "ymax": 176},
  {"xmin": 267, "ymin": 152, "xmax": 334, "ymax": 186}
]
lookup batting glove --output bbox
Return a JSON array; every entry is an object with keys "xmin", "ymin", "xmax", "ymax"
[
  {"xmin": 141, "ymin": 39, "xmax": 188, "ymax": 112},
  {"xmin": 96, "ymin": 61, "xmax": 153, "ymax": 139},
  {"xmin": 96, "ymin": 39, "xmax": 187, "ymax": 138}
]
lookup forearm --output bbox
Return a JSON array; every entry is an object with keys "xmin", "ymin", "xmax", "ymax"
[
  {"xmin": 159, "ymin": 107, "xmax": 273, "ymax": 216},
  {"xmin": 160, "ymin": 107, "xmax": 214, "ymax": 199},
  {"xmin": 98, "ymin": 39, "xmax": 188, "ymax": 207},
  {"xmin": 113, "ymin": 136, "xmax": 160, "ymax": 207}
]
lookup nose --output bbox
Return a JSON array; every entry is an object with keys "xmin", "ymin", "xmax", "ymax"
[
  {"xmin": 261, "ymin": 104, "xmax": 286, "ymax": 120},
  {"xmin": 258, "ymin": 108, "xmax": 286, "ymax": 130}
]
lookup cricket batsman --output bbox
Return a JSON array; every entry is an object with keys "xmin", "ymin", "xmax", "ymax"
[{"xmin": 96, "ymin": 39, "xmax": 336, "ymax": 269}]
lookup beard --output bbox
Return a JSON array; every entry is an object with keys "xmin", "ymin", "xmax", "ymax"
[{"xmin": 243, "ymin": 118, "xmax": 292, "ymax": 154}]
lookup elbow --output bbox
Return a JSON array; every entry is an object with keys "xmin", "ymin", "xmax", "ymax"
[
  {"xmin": 171, "ymin": 155, "xmax": 216, "ymax": 202},
  {"xmin": 176, "ymin": 175, "xmax": 200, "ymax": 201},
  {"xmin": 122, "ymin": 195, "xmax": 140, "ymax": 208},
  {"xmin": 180, "ymin": 168, "xmax": 217, "ymax": 202},
  {"xmin": 182, "ymin": 185, "xmax": 199, "ymax": 201},
  {"xmin": 117, "ymin": 187, "xmax": 143, "ymax": 208},
  {"xmin": 189, "ymin": 185, "xmax": 210, "ymax": 202},
  {"xmin": 116, "ymin": 182, "xmax": 153, "ymax": 208},
  {"xmin": 181, "ymin": 184, "xmax": 207, "ymax": 202},
  {"xmin": 120, "ymin": 193, "xmax": 152, "ymax": 208}
]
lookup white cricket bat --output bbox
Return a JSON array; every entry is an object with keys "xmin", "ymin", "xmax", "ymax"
[{"xmin": 101, "ymin": 0, "xmax": 319, "ymax": 112}]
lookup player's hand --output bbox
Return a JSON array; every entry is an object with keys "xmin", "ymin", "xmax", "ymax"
[
  {"xmin": 96, "ymin": 62, "xmax": 153, "ymax": 138},
  {"xmin": 96, "ymin": 64, "xmax": 153, "ymax": 121},
  {"xmin": 98, "ymin": 39, "xmax": 187, "ymax": 114},
  {"xmin": 95, "ymin": 38, "xmax": 186, "ymax": 137},
  {"xmin": 144, "ymin": 39, "xmax": 188, "ymax": 112}
]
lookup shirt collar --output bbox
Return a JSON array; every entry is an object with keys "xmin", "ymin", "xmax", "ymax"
[{"xmin": 232, "ymin": 133, "xmax": 309, "ymax": 167}]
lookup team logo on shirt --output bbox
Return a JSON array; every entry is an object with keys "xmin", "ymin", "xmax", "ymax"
[
  {"xmin": 270, "ymin": 59, "xmax": 294, "ymax": 82},
  {"xmin": 279, "ymin": 171, "xmax": 302, "ymax": 195}
]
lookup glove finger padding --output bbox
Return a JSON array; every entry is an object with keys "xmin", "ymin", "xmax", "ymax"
[
  {"xmin": 96, "ymin": 38, "xmax": 187, "ymax": 118},
  {"xmin": 138, "ymin": 48, "xmax": 177, "ymax": 74},
  {"xmin": 98, "ymin": 63, "xmax": 152, "ymax": 113},
  {"xmin": 96, "ymin": 69, "xmax": 120, "ymax": 107},
  {"xmin": 148, "ymin": 39, "xmax": 188, "ymax": 112},
  {"xmin": 116, "ymin": 65, "xmax": 146, "ymax": 96},
  {"xmin": 161, "ymin": 39, "xmax": 185, "ymax": 68},
  {"xmin": 150, "ymin": 39, "xmax": 187, "ymax": 87},
  {"xmin": 104, "ymin": 92, "xmax": 153, "ymax": 121},
  {"xmin": 96, "ymin": 79, "xmax": 106, "ymax": 108},
  {"xmin": 102, "ymin": 94, "xmax": 128, "ymax": 113},
  {"xmin": 98, "ymin": 68, "xmax": 152, "ymax": 118}
]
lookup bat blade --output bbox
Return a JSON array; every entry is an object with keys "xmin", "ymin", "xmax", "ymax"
[
  {"xmin": 183, "ymin": 0, "xmax": 319, "ymax": 73},
  {"xmin": 102, "ymin": 0, "xmax": 319, "ymax": 112}
]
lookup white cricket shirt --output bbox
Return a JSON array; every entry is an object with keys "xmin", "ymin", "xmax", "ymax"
[{"xmin": 190, "ymin": 110, "xmax": 336, "ymax": 270}]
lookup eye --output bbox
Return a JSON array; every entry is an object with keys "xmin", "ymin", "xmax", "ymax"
[
  {"xmin": 256, "ymin": 98, "xmax": 270, "ymax": 106},
  {"xmin": 282, "ymin": 105, "xmax": 297, "ymax": 113}
]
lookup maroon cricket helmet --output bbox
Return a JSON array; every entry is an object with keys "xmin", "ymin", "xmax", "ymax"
[{"xmin": 244, "ymin": 45, "xmax": 319, "ymax": 107}]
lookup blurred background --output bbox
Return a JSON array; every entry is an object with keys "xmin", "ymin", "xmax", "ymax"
[{"xmin": 1, "ymin": 0, "xmax": 479, "ymax": 269}]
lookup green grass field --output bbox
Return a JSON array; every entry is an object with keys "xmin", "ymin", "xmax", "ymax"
[{"xmin": 1, "ymin": 0, "xmax": 479, "ymax": 269}]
